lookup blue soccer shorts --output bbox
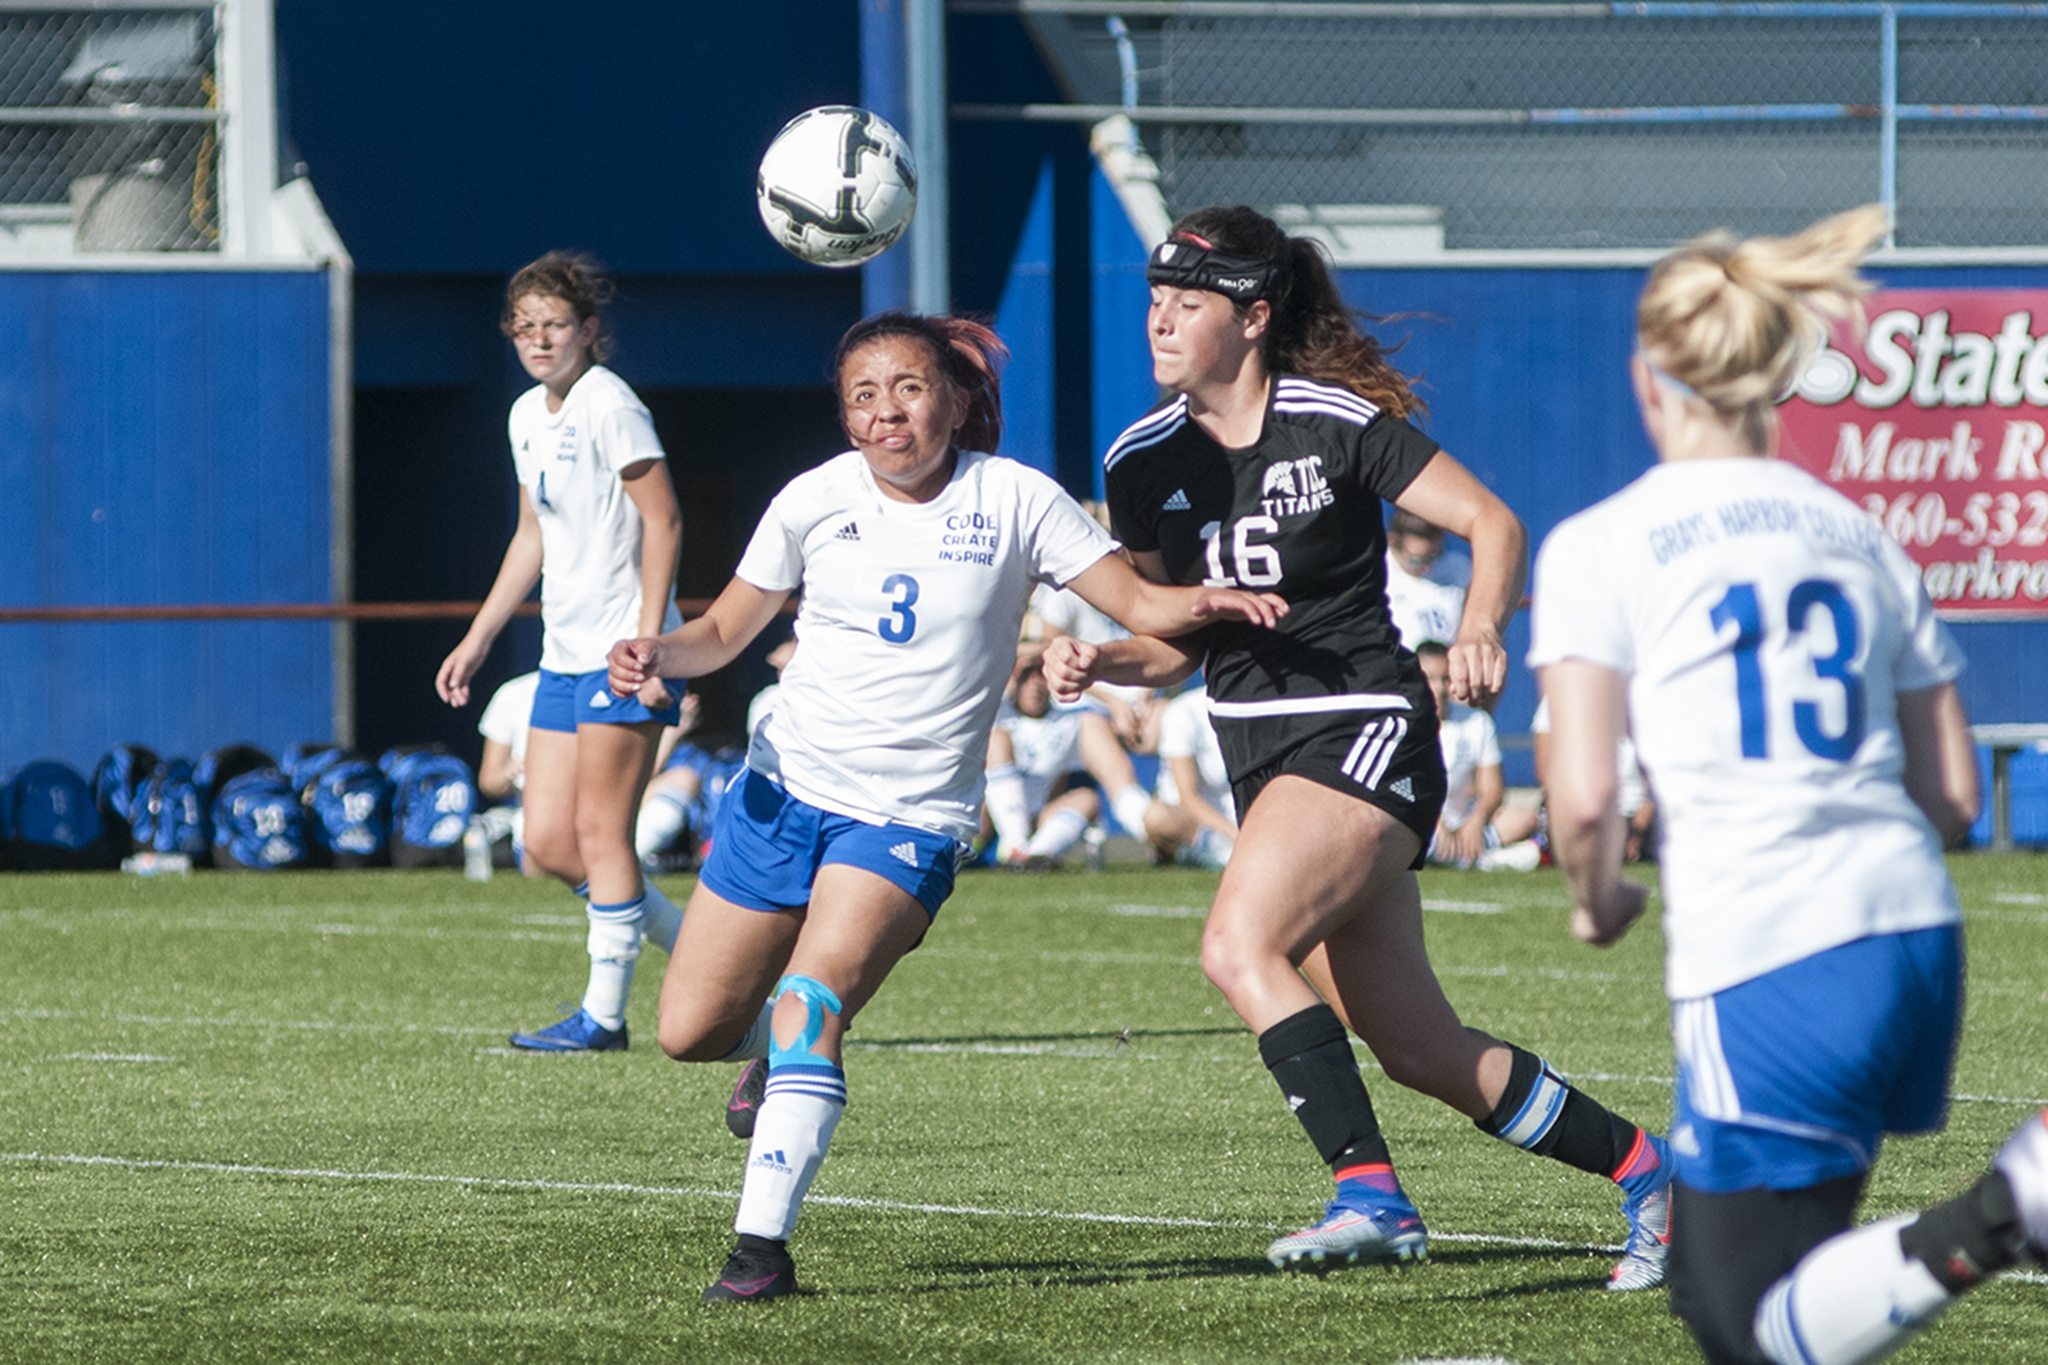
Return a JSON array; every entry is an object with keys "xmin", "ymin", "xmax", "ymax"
[
  {"xmin": 697, "ymin": 767, "xmax": 961, "ymax": 917},
  {"xmin": 1670, "ymin": 923, "xmax": 1964, "ymax": 1194},
  {"xmin": 530, "ymin": 668, "xmax": 685, "ymax": 733}
]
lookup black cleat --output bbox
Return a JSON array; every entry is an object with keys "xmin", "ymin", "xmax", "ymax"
[
  {"xmin": 725, "ymin": 1058, "xmax": 767, "ymax": 1139},
  {"xmin": 702, "ymin": 1235, "xmax": 797, "ymax": 1303}
]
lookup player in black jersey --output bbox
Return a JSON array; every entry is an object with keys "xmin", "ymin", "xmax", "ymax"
[{"xmin": 1046, "ymin": 204, "xmax": 1675, "ymax": 1287}]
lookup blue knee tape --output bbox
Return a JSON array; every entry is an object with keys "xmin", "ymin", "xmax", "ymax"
[{"xmin": 770, "ymin": 974, "xmax": 844, "ymax": 1070}]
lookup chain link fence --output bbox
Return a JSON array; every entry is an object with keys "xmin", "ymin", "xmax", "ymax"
[
  {"xmin": 990, "ymin": 2, "xmax": 2048, "ymax": 251},
  {"xmin": 0, "ymin": 4, "xmax": 221, "ymax": 255}
]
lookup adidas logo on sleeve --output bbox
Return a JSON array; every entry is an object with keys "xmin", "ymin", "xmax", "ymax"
[
  {"xmin": 833, "ymin": 520, "xmax": 861, "ymax": 542},
  {"xmin": 1162, "ymin": 488, "xmax": 1191, "ymax": 512}
]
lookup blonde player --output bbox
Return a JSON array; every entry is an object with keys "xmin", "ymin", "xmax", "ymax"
[
  {"xmin": 1536, "ymin": 204, "xmax": 2046, "ymax": 1364},
  {"xmin": 435, "ymin": 251, "xmax": 686, "ymax": 1052},
  {"xmin": 605, "ymin": 311, "xmax": 1285, "ymax": 1302}
]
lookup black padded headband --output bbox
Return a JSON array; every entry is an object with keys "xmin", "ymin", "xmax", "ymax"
[{"xmin": 1145, "ymin": 233, "xmax": 1277, "ymax": 304}]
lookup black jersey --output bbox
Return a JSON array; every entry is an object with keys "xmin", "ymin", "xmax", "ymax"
[{"xmin": 1103, "ymin": 375, "xmax": 1442, "ymax": 775}]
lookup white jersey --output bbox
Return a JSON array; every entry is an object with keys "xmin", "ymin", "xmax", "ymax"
[
  {"xmin": 745, "ymin": 682, "xmax": 781, "ymax": 742},
  {"xmin": 1529, "ymin": 457, "xmax": 1965, "ymax": 1000},
  {"xmin": 736, "ymin": 449, "xmax": 1115, "ymax": 843},
  {"xmin": 994, "ymin": 701, "xmax": 1086, "ymax": 815},
  {"xmin": 1531, "ymin": 696, "xmax": 1649, "ymax": 819},
  {"xmin": 1154, "ymin": 686, "xmax": 1234, "ymax": 820},
  {"xmin": 1384, "ymin": 552, "xmax": 1468, "ymax": 651},
  {"xmin": 1438, "ymin": 702, "xmax": 1502, "ymax": 831},
  {"xmin": 477, "ymin": 670, "xmax": 540, "ymax": 789},
  {"xmin": 508, "ymin": 365, "xmax": 682, "ymax": 673}
]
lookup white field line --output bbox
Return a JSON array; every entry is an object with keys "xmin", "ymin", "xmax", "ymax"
[
  {"xmin": 1422, "ymin": 900, "xmax": 1505, "ymax": 915},
  {"xmin": 0, "ymin": 1150, "xmax": 1609, "ymax": 1252},
  {"xmin": 10, "ymin": 1149, "xmax": 2044, "ymax": 1287}
]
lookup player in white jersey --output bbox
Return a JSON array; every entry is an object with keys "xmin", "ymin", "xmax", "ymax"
[
  {"xmin": 983, "ymin": 649, "xmax": 1098, "ymax": 867},
  {"xmin": 1534, "ymin": 205, "xmax": 2048, "ymax": 1365},
  {"xmin": 1383, "ymin": 508, "xmax": 1470, "ymax": 652},
  {"xmin": 1142, "ymin": 684, "xmax": 1237, "ymax": 868},
  {"xmin": 434, "ymin": 252, "xmax": 687, "ymax": 1053},
  {"xmin": 603, "ymin": 312, "xmax": 1285, "ymax": 1303}
]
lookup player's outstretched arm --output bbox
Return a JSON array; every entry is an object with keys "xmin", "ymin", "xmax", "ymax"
[
  {"xmin": 1394, "ymin": 451, "xmax": 1527, "ymax": 707},
  {"xmin": 608, "ymin": 577, "xmax": 789, "ymax": 696},
  {"xmin": 1063, "ymin": 550, "xmax": 1287, "ymax": 639},
  {"xmin": 1542, "ymin": 658, "xmax": 1646, "ymax": 947},
  {"xmin": 1042, "ymin": 634, "xmax": 1199, "ymax": 706}
]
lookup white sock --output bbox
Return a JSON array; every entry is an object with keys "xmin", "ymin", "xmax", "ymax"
[
  {"xmin": 580, "ymin": 897, "xmax": 643, "ymax": 1031},
  {"xmin": 1025, "ymin": 806, "xmax": 1089, "ymax": 860},
  {"xmin": 640, "ymin": 878, "xmax": 683, "ymax": 954},
  {"xmin": 733, "ymin": 1064, "xmax": 847, "ymax": 1241},
  {"xmin": 984, "ymin": 766, "xmax": 1032, "ymax": 851},
  {"xmin": 1754, "ymin": 1214, "xmax": 1953, "ymax": 1365},
  {"xmin": 1111, "ymin": 784, "xmax": 1154, "ymax": 840},
  {"xmin": 718, "ymin": 999, "xmax": 775, "ymax": 1062},
  {"xmin": 635, "ymin": 791, "xmax": 690, "ymax": 860}
]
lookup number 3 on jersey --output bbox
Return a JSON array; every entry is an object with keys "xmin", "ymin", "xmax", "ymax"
[
  {"xmin": 1202, "ymin": 516, "xmax": 1284, "ymax": 588},
  {"xmin": 878, "ymin": 573, "xmax": 919, "ymax": 643},
  {"xmin": 1709, "ymin": 577, "xmax": 1865, "ymax": 761}
]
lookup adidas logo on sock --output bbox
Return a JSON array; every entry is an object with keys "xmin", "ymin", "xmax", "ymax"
[
  {"xmin": 889, "ymin": 841, "xmax": 919, "ymax": 868},
  {"xmin": 752, "ymin": 1149, "xmax": 793, "ymax": 1174},
  {"xmin": 1162, "ymin": 488, "xmax": 1191, "ymax": 512},
  {"xmin": 1389, "ymin": 776, "xmax": 1414, "ymax": 802},
  {"xmin": 1286, "ymin": 1094, "xmax": 1307, "ymax": 1113},
  {"xmin": 834, "ymin": 520, "xmax": 861, "ymax": 541}
]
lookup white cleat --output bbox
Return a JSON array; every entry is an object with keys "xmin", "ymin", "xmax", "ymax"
[
  {"xmin": 1994, "ymin": 1108, "xmax": 2048, "ymax": 1260},
  {"xmin": 1266, "ymin": 1199, "xmax": 1429, "ymax": 1270}
]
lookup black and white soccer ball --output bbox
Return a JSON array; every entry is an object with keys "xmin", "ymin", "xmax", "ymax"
[{"xmin": 755, "ymin": 105, "xmax": 917, "ymax": 268}]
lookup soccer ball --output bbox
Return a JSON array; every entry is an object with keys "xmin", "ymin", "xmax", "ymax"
[{"xmin": 755, "ymin": 105, "xmax": 917, "ymax": 268}]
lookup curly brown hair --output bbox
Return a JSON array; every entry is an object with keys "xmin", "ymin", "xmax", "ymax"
[{"xmin": 501, "ymin": 249, "xmax": 616, "ymax": 362}]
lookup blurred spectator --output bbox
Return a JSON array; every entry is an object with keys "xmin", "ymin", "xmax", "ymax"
[
  {"xmin": 1415, "ymin": 641, "xmax": 1535, "ymax": 870},
  {"xmin": 984, "ymin": 648, "xmax": 1102, "ymax": 868},
  {"xmin": 1143, "ymin": 684, "xmax": 1236, "ymax": 868},
  {"xmin": 1384, "ymin": 508, "xmax": 1470, "ymax": 653}
]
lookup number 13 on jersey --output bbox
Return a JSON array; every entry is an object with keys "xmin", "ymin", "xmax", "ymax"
[{"xmin": 1709, "ymin": 577, "xmax": 1866, "ymax": 761}]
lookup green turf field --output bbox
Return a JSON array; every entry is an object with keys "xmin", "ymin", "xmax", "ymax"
[{"xmin": 2, "ymin": 858, "xmax": 2043, "ymax": 1362}]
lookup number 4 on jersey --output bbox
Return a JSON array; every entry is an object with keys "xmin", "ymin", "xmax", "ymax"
[{"xmin": 1709, "ymin": 578, "xmax": 1865, "ymax": 761}]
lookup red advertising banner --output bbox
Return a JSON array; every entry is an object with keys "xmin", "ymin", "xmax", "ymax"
[{"xmin": 1780, "ymin": 289, "xmax": 2048, "ymax": 619}]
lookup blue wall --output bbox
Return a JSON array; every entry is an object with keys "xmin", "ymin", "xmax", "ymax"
[{"xmin": 0, "ymin": 270, "xmax": 335, "ymax": 772}]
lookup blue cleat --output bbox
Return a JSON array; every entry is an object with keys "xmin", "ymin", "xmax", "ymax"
[
  {"xmin": 509, "ymin": 1008, "xmax": 627, "ymax": 1052},
  {"xmin": 1267, "ymin": 1191, "xmax": 1428, "ymax": 1270},
  {"xmin": 1610, "ymin": 1137, "xmax": 1675, "ymax": 1291}
]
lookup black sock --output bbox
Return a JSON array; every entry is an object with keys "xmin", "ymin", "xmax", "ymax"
[
  {"xmin": 1258, "ymin": 1004, "xmax": 1391, "ymax": 1171},
  {"xmin": 1477, "ymin": 1043, "xmax": 1645, "ymax": 1180},
  {"xmin": 1899, "ymin": 1169, "xmax": 2027, "ymax": 1292}
]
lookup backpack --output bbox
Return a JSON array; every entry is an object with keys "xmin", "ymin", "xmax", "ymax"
[
  {"xmin": 133, "ymin": 758, "xmax": 211, "ymax": 860},
  {"xmin": 195, "ymin": 743, "xmax": 277, "ymax": 809},
  {"xmin": 281, "ymin": 741, "xmax": 352, "ymax": 793},
  {"xmin": 381, "ymin": 746, "xmax": 478, "ymax": 868},
  {"xmin": 1, "ymin": 760, "xmax": 109, "ymax": 870},
  {"xmin": 307, "ymin": 757, "xmax": 394, "ymax": 868},
  {"xmin": 91, "ymin": 742, "xmax": 160, "ymax": 852},
  {"xmin": 212, "ymin": 766, "xmax": 314, "ymax": 870}
]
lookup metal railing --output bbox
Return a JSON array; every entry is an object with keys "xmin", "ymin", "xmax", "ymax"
[{"xmin": 959, "ymin": 1, "xmax": 2048, "ymax": 250}]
